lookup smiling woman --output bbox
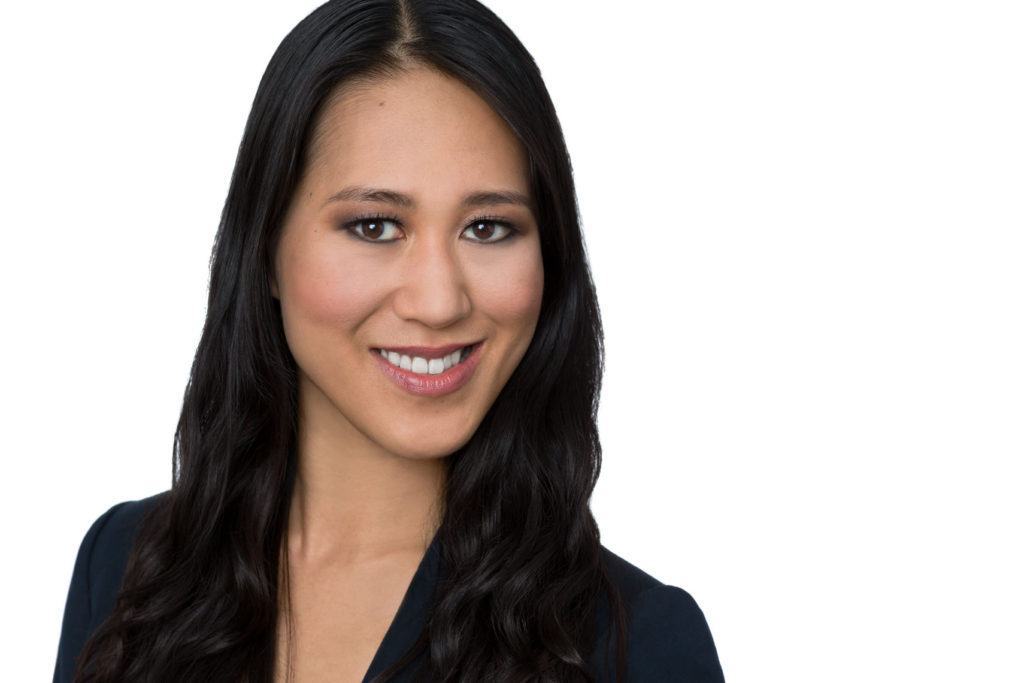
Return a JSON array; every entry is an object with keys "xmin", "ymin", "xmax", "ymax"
[
  {"xmin": 274, "ymin": 68, "xmax": 544, "ymax": 463},
  {"xmin": 52, "ymin": 1, "xmax": 723, "ymax": 682}
]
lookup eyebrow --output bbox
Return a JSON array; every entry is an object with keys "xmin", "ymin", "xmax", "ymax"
[
  {"xmin": 323, "ymin": 186, "xmax": 533, "ymax": 212},
  {"xmin": 463, "ymin": 190, "xmax": 533, "ymax": 211}
]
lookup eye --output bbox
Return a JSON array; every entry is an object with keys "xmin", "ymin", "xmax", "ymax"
[
  {"xmin": 346, "ymin": 217, "xmax": 403, "ymax": 242},
  {"xmin": 462, "ymin": 219, "xmax": 515, "ymax": 243}
]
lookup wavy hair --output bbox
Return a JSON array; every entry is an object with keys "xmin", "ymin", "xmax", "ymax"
[{"xmin": 75, "ymin": 1, "xmax": 624, "ymax": 681}]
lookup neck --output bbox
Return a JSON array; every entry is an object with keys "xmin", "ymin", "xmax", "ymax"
[{"xmin": 288, "ymin": 390, "xmax": 446, "ymax": 566}]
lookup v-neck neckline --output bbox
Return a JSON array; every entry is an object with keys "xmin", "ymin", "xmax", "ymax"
[{"xmin": 360, "ymin": 532, "xmax": 442, "ymax": 682}]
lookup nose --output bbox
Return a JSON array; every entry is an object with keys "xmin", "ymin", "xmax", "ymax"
[{"xmin": 391, "ymin": 235, "xmax": 472, "ymax": 329}]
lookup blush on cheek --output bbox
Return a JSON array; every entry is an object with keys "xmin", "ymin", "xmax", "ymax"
[
  {"xmin": 285, "ymin": 251, "xmax": 387, "ymax": 327},
  {"xmin": 472, "ymin": 255, "xmax": 544, "ymax": 324},
  {"xmin": 504, "ymin": 275, "xmax": 544, "ymax": 324}
]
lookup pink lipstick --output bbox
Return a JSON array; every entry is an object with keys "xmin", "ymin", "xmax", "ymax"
[{"xmin": 372, "ymin": 342, "xmax": 482, "ymax": 396}]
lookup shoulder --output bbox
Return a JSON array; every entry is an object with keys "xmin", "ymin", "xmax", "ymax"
[
  {"xmin": 83, "ymin": 494, "xmax": 164, "ymax": 599},
  {"xmin": 53, "ymin": 493, "xmax": 166, "ymax": 683},
  {"xmin": 77, "ymin": 493, "xmax": 165, "ymax": 613},
  {"xmin": 590, "ymin": 547, "xmax": 725, "ymax": 682}
]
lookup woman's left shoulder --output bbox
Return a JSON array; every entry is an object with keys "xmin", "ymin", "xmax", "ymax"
[{"xmin": 590, "ymin": 546, "xmax": 726, "ymax": 682}]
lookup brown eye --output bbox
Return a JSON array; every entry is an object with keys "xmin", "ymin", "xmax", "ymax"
[
  {"xmin": 470, "ymin": 222, "xmax": 495, "ymax": 239},
  {"xmin": 347, "ymin": 218, "xmax": 402, "ymax": 242},
  {"xmin": 463, "ymin": 220, "xmax": 514, "ymax": 243}
]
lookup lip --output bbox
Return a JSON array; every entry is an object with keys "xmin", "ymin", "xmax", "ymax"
[
  {"xmin": 375, "ymin": 342, "xmax": 472, "ymax": 360},
  {"xmin": 373, "ymin": 342, "xmax": 483, "ymax": 396}
]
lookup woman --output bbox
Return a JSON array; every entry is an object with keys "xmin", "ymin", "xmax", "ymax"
[{"xmin": 54, "ymin": 1, "xmax": 724, "ymax": 681}]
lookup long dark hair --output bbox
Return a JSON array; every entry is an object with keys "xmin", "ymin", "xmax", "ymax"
[{"xmin": 75, "ymin": 1, "xmax": 623, "ymax": 680}]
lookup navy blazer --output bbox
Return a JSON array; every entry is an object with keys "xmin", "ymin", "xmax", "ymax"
[{"xmin": 55, "ymin": 495, "xmax": 725, "ymax": 682}]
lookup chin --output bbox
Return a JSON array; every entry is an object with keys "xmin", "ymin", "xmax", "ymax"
[
  {"xmin": 380, "ymin": 427, "xmax": 476, "ymax": 461},
  {"xmin": 372, "ymin": 407, "xmax": 486, "ymax": 460},
  {"xmin": 388, "ymin": 441, "xmax": 464, "ymax": 461}
]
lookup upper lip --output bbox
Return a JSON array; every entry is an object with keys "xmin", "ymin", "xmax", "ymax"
[{"xmin": 374, "ymin": 342, "xmax": 478, "ymax": 359}]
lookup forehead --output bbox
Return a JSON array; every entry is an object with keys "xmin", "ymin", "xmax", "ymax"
[{"xmin": 301, "ymin": 67, "xmax": 530, "ymax": 195}]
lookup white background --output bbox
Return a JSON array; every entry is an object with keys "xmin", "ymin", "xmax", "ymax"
[{"xmin": 1, "ymin": 1, "xmax": 1021, "ymax": 681}]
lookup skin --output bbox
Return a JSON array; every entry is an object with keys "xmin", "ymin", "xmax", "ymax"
[{"xmin": 271, "ymin": 66, "xmax": 544, "ymax": 682}]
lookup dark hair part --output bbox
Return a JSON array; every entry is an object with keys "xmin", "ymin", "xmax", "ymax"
[{"xmin": 75, "ymin": 1, "xmax": 624, "ymax": 681}]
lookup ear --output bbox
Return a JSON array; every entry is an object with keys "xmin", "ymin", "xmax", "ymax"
[{"xmin": 270, "ymin": 272, "xmax": 280, "ymax": 299}]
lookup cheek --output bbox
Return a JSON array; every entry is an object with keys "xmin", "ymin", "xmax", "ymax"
[
  {"xmin": 468, "ymin": 245, "xmax": 545, "ymax": 337},
  {"xmin": 278, "ymin": 239, "xmax": 384, "ymax": 334}
]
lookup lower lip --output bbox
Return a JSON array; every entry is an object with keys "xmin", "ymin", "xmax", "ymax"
[{"xmin": 373, "ymin": 344, "xmax": 482, "ymax": 396}]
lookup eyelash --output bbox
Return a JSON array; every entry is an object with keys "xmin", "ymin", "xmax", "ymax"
[
  {"xmin": 344, "ymin": 214, "xmax": 403, "ymax": 242},
  {"xmin": 343, "ymin": 214, "xmax": 519, "ymax": 244}
]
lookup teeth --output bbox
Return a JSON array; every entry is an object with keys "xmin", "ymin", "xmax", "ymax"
[{"xmin": 379, "ymin": 346, "xmax": 472, "ymax": 375}]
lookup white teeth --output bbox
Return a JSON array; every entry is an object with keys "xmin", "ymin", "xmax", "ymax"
[{"xmin": 379, "ymin": 346, "xmax": 472, "ymax": 375}]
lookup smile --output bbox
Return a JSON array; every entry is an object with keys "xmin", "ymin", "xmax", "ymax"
[
  {"xmin": 377, "ymin": 345, "xmax": 473, "ymax": 375},
  {"xmin": 372, "ymin": 342, "xmax": 483, "ymax": 396}
]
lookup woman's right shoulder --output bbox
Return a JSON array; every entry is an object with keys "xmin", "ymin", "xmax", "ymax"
[
  {"xmin": 87, "ymin": 491, "xmax": 166, "ymax": 535},
  {"xmin": 79, "ymin": 493, "xmax": 167, "ymax": 582},
  {"xmin": 53, "ymin": 492, "xmax": 168, "ymax": 683}
]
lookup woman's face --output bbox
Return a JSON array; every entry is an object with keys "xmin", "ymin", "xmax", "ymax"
[{"xmin": 274, "ymin": 67, "xmax": 544, "ymax": 461}]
